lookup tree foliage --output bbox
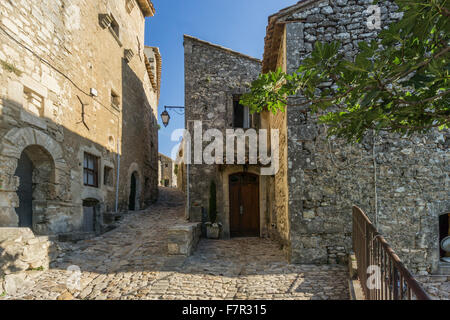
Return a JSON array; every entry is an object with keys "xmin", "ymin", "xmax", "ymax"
[{"xmin": 241, "ymin": 0, "xmax": 450, "ymax": 142}]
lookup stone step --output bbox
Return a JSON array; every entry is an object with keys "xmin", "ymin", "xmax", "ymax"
[{"xmin": 437, "ymin": 262, "xmax": 450, "ymax": 275}]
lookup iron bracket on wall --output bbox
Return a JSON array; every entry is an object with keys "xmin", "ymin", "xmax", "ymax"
[{"xmin": 77, "ymin": 95, "xmax": 90, "ymax": 130}]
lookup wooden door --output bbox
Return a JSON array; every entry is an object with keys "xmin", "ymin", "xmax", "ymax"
[
  {"xmin": 15, "ymin": 151, "xmax": 33, "ymax": 228},
  {"xmin": 229, "ymin": 173, "xmax": 260, "ymax": 237},
  {"xmin": 129, "ymin": 173, "xmax": 137, "ymax": 211},
  {"xmin": 82, "ymin": 206, "xmax": 95, "ymax": 232}
]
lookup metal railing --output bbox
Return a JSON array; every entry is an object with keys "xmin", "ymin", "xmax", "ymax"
[{"xmin": 352, "ymin": 206, "xmax": 431, "ymax": 300}]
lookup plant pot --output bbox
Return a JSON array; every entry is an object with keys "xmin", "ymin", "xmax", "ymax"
[{"xmin": 206, "ymin": 224, "xmax": 220, "ymax": 239}]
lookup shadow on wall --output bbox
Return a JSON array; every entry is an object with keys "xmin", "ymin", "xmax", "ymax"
[
  {"xmin": 0, "ymin": 99, "xmax": 124, "ymax": 235},
  {"xmin": 0, "ymin": 56, "xmax": 159, "ymax": 279},
  {"xmin": 0, "ymin": 100, "xmax": 159, "ymax": 250},
  {"xmin": 119, "ymin": 58, "xmax": 159, "ymax": 211}
]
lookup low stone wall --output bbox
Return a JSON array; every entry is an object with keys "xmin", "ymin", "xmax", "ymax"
[
  {"xmin": 0, "ymin": 228, "xmax": 57, "ymax": 274},
  {"xmin": 167, "ymin": 223, "xmax": 201, "ymax": 256},
  {"xmin": 416, "ymin": 275, "xmax": 450, "ymax": 300},
  {"xmin": 0, "ymin": 227, "xmax": 58, "ymax": 294}
]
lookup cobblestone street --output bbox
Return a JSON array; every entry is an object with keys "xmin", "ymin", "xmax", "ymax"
[{"xmin": 1, "ymin": 188, "xmax": 349, "ymax": 300}]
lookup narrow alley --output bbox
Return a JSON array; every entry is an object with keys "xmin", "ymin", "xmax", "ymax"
[{"xmin": 1, "ymin": 188, "xmax": 349, "ymax": 300}]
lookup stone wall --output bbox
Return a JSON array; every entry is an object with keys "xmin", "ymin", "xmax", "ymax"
[
  {"xmin": 270, "ymin": 0, "xmax": 450, "ymax": 273},
  {"xmin": 184, "ymin": 35, "xmax": 262, "ymax": 238},
  {"xmin": 0, "ymin": 228, "xmax": 57, "ymax": 277},
  {"xmin": 0, "ymin": 0, "xmax": 159, "ymax": 240},
  {"xmin": 159, "ymin": 153, "xmax": 176, "ymax": 188},
  {"xmin": 167, "ymin": 222, "xmax": 201, "ymax": 256},
  {"xmin": 416, "ymin": 275, "xmax": 450, "ymax": 300}
]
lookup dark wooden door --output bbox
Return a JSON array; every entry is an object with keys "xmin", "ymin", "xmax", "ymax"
[
  {"xmin": 15, "ymin": 151, "xmax": 33, "ymax": 228},
  {"xmin": 129, "ymin": 173, "xmax": 137, "ymax": 211},
  {"xmin": 82, "ymin": 206, "xmax": 95, "ymax": 232},
  {"xmin": 229, "ymin": 173, "xmax": 259, "ymax": 237}
]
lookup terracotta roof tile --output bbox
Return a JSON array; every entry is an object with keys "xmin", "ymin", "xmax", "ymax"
[{"xmin": 144, "ymin": 46, "xmax": 162, "ymax": 102}]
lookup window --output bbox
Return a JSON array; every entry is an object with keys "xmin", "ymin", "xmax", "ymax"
[
  {"xmin": 165, "ymin": 163, "xmax": 168, "ymax": 168},
  {"xmin": 104, "ymin": 166, "xmax": 113, "ymax": 187},
  {"xmin": 125, "ymin": 0, "xmax": 136, "ymax": 13},
  {"xmin": 233, "ymin": 95, "xmax": 250, "ymax": 129},
  {"xmin": 23, "ymin": 87, "xmax": 44, "ymax": 117},
  {"xmin": 111, "ymin": 90, "xmax": 120, "ymax": 109},
  {"xmin": 83, "ymin": 153, "xmax": 99, "ymax": 187},
  {"xmin": 110, "ymin": 15, "xmax": 120, "ymax": 39}
]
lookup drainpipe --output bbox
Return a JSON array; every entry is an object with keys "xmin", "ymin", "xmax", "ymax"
[
  {"xmin": 185, "ymin": 120, "xmax": 192, "ymax": 221},
  {"xmin": 115, "ymin": 141, "xmax": 121, "ymax": 213},
  {"xmin": 186, "ymin": 162, "xmax": 190, "ymax": 220},
  {"xmin": 373, "ymin": 130, "xmax": 378, "ymax": 229}
]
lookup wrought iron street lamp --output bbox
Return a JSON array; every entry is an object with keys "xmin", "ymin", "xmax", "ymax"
[
  {"xmin": 160, "ymin": 106, "xmax": 184, "ymax": 127},
  {"xmin": 161, "ymin": 110, "xmax": 170, "ymax": 127}
]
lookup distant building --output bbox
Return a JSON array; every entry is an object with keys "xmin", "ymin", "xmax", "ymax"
[{"xmin": 159, "ymin": 153, "xmax": 176, "ymax": 188}]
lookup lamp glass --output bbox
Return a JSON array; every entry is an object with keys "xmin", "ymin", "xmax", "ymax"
[{"xmin": 161, "ymin": 110, "xmax": 170, "ymax": 127}]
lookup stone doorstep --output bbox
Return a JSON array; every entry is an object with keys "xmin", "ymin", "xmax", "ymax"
[{"xmin": 437, "ymin": 262, "xmax": 450, "ymax": 275}]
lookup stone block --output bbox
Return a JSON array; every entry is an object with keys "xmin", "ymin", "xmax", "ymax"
[
  {"xmin": 20, "ymin": 110, "xmax": 47, "ymax": 130},
  {"xmin": 7, "ymin": 81, "xmax": 23, "ymax": 104},
  {"xmin": 303, "ymin": 210, "xmax": 316, "ymax": 219},
  {"xmin": 20, "ymin": 74, "xmax": 48, "ymax": 99},
  {"xmin": 41, "ymin": 73, "xmax": 60, "ymax": 94},
  {"xmin": 289, "ymin": 124, "xmax": 318, "ymax": 141},
  {"xmin": 3, "ymin": 273, "xmax": 33, "ymax": 295},
  {"xmin": 0, "ymin": 228, "xmax": 34, "ymax": 243},
  {"xmin": 167, "ymin": 222, "xmax": 201, "ymax": 256},
  {"xmin": 291, "ymin": 247, "xmax": 328, "ymax": 264}
]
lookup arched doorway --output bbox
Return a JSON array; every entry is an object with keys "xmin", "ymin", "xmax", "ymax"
[
  {"xmin": 128, "ymin": 171, "xmax": 139, "ymax": 211},
  {"xmin": 14, "ymin": 145, "xmax": 55, "ymax": 232},
  {"xmin": 229, "ymin": 172, "xmax": 260, "ymax": 237}
]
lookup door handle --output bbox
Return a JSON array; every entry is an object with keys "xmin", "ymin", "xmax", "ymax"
[{"xmin": 240, "ymin": 205, "xmax": 244, "ymax": 215}]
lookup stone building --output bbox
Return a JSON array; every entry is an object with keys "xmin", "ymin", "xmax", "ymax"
[
  {"xmin": 0, "ymin": 0, "xmax": 160, "ymax": 243},
  {"xmin": 183, "ymin": 35, "xmax": 265, "ymax": 239},
  {"xmin": 183, "ymin": 0, "xmax": 449, "ymax": 275},
  {"xmin": 158, "ymin": 153, "xmax": 176, "ymax": 188}
]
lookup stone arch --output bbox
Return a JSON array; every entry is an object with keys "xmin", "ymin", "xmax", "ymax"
[
  {"xmin": 1, "ymin": 127, "xmax": 65, "ymax": 166},
  {"xmin": 16, "ymin": 145, "xmax": 55, "ymax": 231},
  {"xmin": 0, "ymin": 127, "xmax": 67, "ymax": 231},
  {"xmin": 127, "ymin": 162, "xmax": 142, "ymax": 211}
]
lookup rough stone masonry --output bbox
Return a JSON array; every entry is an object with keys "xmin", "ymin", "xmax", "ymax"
[
  {"xmin": 264, "ymin": 0, "xmax": 449, "ymax": 274},
  {"xmin": 180, "ymin": 0, "xmax": 449, "ymax": 276},
  {"xmin": 0, "ymin": 0, "xmax": 160, "ymax": 276}
]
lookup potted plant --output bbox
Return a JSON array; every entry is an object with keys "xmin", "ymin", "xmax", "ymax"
[{"xmin": 205, "ymin": 180, "xmax": 221, "ymax": 239}]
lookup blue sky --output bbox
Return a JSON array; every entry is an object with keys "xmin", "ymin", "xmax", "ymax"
[{"xmin": 144, "ymin": 0, "xmax": 298, "ymax": 159}]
